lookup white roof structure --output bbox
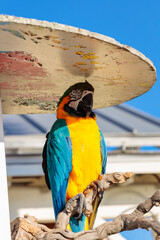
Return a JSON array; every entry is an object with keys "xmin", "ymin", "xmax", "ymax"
[{"xmin": 3, "ymin": 103, "xmax": 160, "ymax": 177}]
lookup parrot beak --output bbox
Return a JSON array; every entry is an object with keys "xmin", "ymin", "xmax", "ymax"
[
  {"xmin": 77, "ymin": 92, "xmax": 93, "ymax": 116},
  {"xmin": 82, "ymin": 93, "xmax": 93, "ymax": 112}
]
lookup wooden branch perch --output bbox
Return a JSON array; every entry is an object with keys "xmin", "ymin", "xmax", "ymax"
[{"xmin": 11, "ymin": 172, "xmax": 160, "ymax": 240}]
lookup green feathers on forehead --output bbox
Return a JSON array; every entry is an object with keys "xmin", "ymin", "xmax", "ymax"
[{"xmin": 57, "ymin": 81, "xmax": 94, "ymax": 106}]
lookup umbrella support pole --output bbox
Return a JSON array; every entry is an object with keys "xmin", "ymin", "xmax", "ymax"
[{"xmin": 0, "ymin": 93, "xmax": 11, "ymax": 239}]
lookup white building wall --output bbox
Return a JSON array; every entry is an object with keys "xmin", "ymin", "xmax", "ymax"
[{"xmin": 8, "ymin": 185, "xmax": 54, "ymax": 222}]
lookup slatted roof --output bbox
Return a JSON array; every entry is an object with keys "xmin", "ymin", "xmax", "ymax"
[
  {"xmin": 3, "ymin": 104, "xmax": 160, "ymax": 135},
  {"xmin": 3, "ymin": 104, "xmax": 160, "ymax": 177}
]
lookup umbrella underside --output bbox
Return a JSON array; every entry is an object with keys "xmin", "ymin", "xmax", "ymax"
[{"xmin": 0, "ymin": 16, "xmax": 156, "ymax": 114}]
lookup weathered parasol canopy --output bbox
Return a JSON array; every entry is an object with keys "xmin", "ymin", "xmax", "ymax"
[{"xmin": 0, "ymin": 15, "xmax": 156, "ymax": 114}]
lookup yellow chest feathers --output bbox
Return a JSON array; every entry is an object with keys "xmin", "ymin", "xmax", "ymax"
[{"xmin": 66, "ymin": 117, "xmax": 102, "ymax": 200}]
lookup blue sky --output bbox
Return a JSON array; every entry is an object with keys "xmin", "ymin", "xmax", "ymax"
[{"xmin": 1, "ymin": 0, "xmax": 160, "ymax": 119}]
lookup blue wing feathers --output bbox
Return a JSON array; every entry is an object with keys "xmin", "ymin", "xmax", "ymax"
[
  {"xmin": 46, "ymin": 119, "xmax": 72, "ymax": 218},
  {"xmin": 99, "ymin": 130, "xmax": 107, "ymax": 174}
]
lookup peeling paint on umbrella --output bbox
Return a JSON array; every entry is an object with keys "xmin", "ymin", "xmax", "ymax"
[
  {"xmin": 0, "ymin": 51, "xmax": 48, "ymax": 78},
  {"xmin": 14, "ymin": 98, "xmax": 58, "ymax": 111},
  {"xmin": 0, "ymin": 22, "xmax": 10, "ymax": 25},
  {"xmin": 2, "ymin": 29, "xmax": 25, "ymax": 40}
]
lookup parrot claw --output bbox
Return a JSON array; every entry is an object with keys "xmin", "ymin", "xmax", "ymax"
[
  {"xmin": 65, "ymin": 193, "xmax": 86, "ymax": 219},
  {"xmin": 91, "ymin": 179, "xmax": 104, "ymax": 203}
]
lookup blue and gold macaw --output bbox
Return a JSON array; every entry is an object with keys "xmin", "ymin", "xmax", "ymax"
[{"xmin": 42, "ymin": 81, "xmax": 107, "ymax": 232}]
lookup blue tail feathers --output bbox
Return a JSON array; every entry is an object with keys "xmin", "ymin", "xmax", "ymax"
[{"xmin": 70, "ymin": 214, "xmax": 86, "ymax": 232}]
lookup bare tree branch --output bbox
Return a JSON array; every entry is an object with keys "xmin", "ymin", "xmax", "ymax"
[{"xmin": 11, "ymin": 172, "xmax": 160, "ymax": 240}]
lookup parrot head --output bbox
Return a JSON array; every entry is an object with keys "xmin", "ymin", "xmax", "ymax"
[{"xmin": 57, "ymin": 81, "xmax": 95, "ymax": 118}]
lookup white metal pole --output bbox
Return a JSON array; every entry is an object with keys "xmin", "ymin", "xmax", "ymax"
[{"xmin": 0, "ymin": 93, "xmax": 11, "ymax": 239}]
